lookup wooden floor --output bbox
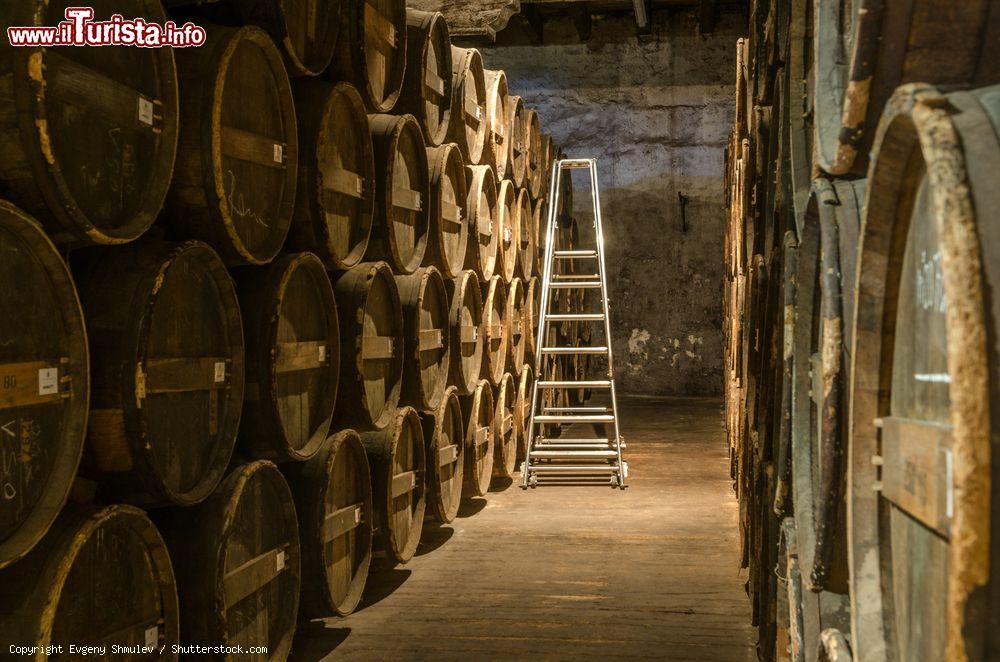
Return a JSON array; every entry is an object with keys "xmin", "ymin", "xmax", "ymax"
[{"xmin": 293, "ymin": 396, "xmax": 756, "ymax": 661}]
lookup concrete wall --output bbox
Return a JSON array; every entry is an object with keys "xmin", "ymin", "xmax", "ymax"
[{"xmin": 481, "ymin": 9, "xmax": 742, "ymax": 396}]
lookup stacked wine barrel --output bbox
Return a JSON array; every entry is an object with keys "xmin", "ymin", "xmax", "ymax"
[
  {"xmin": 725, "ymin": 1, "xmax": 1000, "ymax": 660},
  {"xmin": 0, "ymin": 0, "xmax": 559, "ymax": 653}
]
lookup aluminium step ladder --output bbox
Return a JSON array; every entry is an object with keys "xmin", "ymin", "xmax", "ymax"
[{"xmin": 521, "ymin": 158, "xmax": 627, "ymax": 489}]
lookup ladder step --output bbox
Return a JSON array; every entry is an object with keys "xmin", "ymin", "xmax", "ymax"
[
  {"xmin": 553, "ymin": 250, "xmax": 598, "ymax": 258},
  {"xmin": 529, "ymin": 465, "xmax": 620, "ymax": 473},
  {"xmin": 537, "ymin": 438, "xmax": 613, "ymax": 445},
  {"xmin": 558, "ymin": 159, "xmax": 593, "ymax": 169},
  {"xmin": 540, "ymin": 346, "xmax": 608, "ymax": 355},
  {"xmin": 542, "ymin": 406, "xmax": 610, "ymax": 413},
  {"xmin": 550, "ymin": 281, "xmax": 602, "ymax": 289},
  {"xmin": 534, "ymin": 414, "xmax": 615, "ymax": 423},
  {"xmin": 552, "ymin": 273, "xmax": 601, "ymax": 280},
  {"xmin": 530, "ymin": 450, "xmax": 618, "ymax": 458},
  {"xmin": 545, "ymin": 314, "xmax": 604, "ymax": 322},
  {"xmin": 538, "ymin": 380, "xmax": 611, "ymax": 388}
]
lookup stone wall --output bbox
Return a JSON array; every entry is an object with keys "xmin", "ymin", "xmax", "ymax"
[{"xmin": 481, "ymin": 9, "xmax": 742, "ymax": 396}]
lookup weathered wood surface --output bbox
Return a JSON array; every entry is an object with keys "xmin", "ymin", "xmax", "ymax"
[
  {"xmin": 399, "ymin": 9, "xmax": 453, "ymax": 146},
  {"xmin": 231, "ymin": 0, "xmax": 343, "ymax": 76},
  {"xmin": 505, "ymin": 95, "xmax": 528, "ymax": 188},
  {"xmin": 419, "ymin": 385, "xmax": 465, "ymax": 523},
  {"xmin": 448, "ymin": 47, "xmax": 488, "ymax": 167},
  {"xmin": 516, "ymin": 187, "xmax": 536, "ymax": 279},
  {"xmin": 463, "ymin": 165, "xmax": 499, "ymax": 280},
  {"xmin": 332, "ymin": 0, "xmax": 408, "ymax": 113},
  {"xmin": 406, "ymin": 0, "xmax": 520, "ymax": 39},
  {"xmin": 514, "ymin": 364, "xmax": 533, "ymax": 461},
  {"xmin": 395, "ymin": 266, "xmax": 451, "ymax": 412},
  {"xmin": 460, "ymin": 379, "xmax": 494, "ymax": 497},
  {"xmin": 505, "ymin": 277, "xmax": 526, "ymax": 374},
  {"xmin": 425, "ymin": 144, "xmax": 469, "ymax": 279},
  {"xmin": 445, "ymin": 270, "xmax": 484, "ymax": 395},
  {"xmin": 497, "ymin": 179, "xmax": 519, "ymax": 283},
  {"xmin": 491, "ymin": 371, "xmax": 517, "ymax": 480},
  {"xmin": 480, "ymin": 275, "xmax": 508, "ymax": 386},
  {"xmin": 484, "ymin": 70, "xmax": 510, "ymax": 179}
]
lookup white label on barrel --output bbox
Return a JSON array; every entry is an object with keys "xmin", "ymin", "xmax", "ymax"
[
  {"xmin": 137, "ymin": 97, "xmax": 154, "ymax": 126},
  {"xmin": 319, "ymin": 345, "xmax": 327, "ymax": 363},
  {"xmin": 273, "ymin": 143, "xmax": 284, "ymax": 164},
  {"xmin": 145, "ymin": 626, "xmax": 158, "ymax": 648},
  {"xmin": 355, "ymin": 508, "xmax": 361, "ymax": 524},
  {"xmin": 276, "ymin": 550, "xmax": 286, "ymax": 571},
  {"xmin": 214, "ymin": 362, "xmax": 226, "ymax": 383},
  {"xmin": 476, "ymin": 105, "xmax": 482, "ymax": 120},
  {"xmin": 37, "ymin": 368, "xmax": 58, "ymax": 396},
  {"xmin": 356, "ymin": 177, "xmax": 364, "ymax": 196}
]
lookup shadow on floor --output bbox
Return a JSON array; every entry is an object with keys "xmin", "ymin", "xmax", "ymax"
[
  {"xmin": 490, "ymin": 476, "xmax": 514, "ymax": 491},
  {"xmin": 291, "ymin": 623, "xmax": 351, "ymax": 660},
  {"xmin": 357, "ymin": 567, "xmax": 411, "ymax": 611},
  {"xmin": 416, "ymin": 524, "xmax": 454, "ymax": 556},
  {"xmin": 457, "ymin": 497, "xmax": 487, "ymax": 518}
]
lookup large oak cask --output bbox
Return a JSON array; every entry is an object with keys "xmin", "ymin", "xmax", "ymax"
[
  {"xmin": 398, "ymin": 10, "xmax": 452, "ymax": 147},
  {"xmin": 516, "ymin": 187, "xmax": 535, "ymax": 279},
  {"xmin": 425, "ymin": 144, "xmax": 469, "ymax": 279},
  {"xmin": 505, "ymin": 95, "xmax": 527, "ymax": 188},
  {"xmin": 395, "ymin": 267, "xmax": 450, "ymax": 412},
  {"xmin": 332, "ymin": 0, "xmax": 407, "ymax": 113},
  {"xmin": 226, "ymin": 0, "xmax": 344, "ymax": 76},
  {"xmin": 484, "ymin": 70, "xmax": 510, "ymax": 179},
  {"xmin": 76, "ymin": 240, "xmax": 244, "ymax": 507},
  {"xmin": 0, "ymin": 202, "xmax": 89, "ymax": 569},
  {"xmin": 506, "ymin": 277, "xmax": 526, "ymax": 374},
  {"xmin": 448, "ymin": 47, "xmax": 488, "ymax": 167},
  {"xmin": 515, "ymin": 364, "xmax": 533, "ymax": 461},
  {"xmin": 480, "ymin": 275, "xmax": 508, "ymax": 386},
  {"xmin": 461, "ymin": 379, "xmax": 494, "ymax": 498},
  {"xmin": 420, "ymin": 386, "xmax": 464, "ymax": 523},
  {"xmin": 0, "ymin": 0, "xmax": 178, "ymax": 247},
  {"xmin": 524, "ymin": 108, "xmax": 543, "ymax": 199},
  {"xmin": 492, "ymin": 371, "xmax": 517, "ymax": 481},
  {"xmin": 445, "ymin": 270, "xmax": 484, "ymax": 395},
  {"xmin": 496, "ymin": 179, "xmax": 519, "ymax": 283},
  {"xmin": 464, "ymin": 165, "xmax": 499, "ymax": 280}
]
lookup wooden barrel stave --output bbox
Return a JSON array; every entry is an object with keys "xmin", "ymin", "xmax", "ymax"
[
  {"xmin": 484, "ymin": 70, "xmax": 510, "ymax": 179},
  {"xmin": 480, "ymin": 275, "xmax": 508, "ymax": 386},
  {"xmin": 0, "ymin": 504, "xmax": 179, "ymax": 656},
  {"xmin": 359, "ymin": 406, "xmax": 426, "ymax": 564},
  {"xmin": 367, "ymin": 113, "xmax": 431, "ymax": 274},
  {"xmin": 395, "ymin": 266, "xmax": 450, "ymax": 412},
  {"xmin": 0, "ymin": 0, "xmax": 179, "ymax": 247},
  {"xmin": 332, "ymin": 0, "xmax": 408, "ymax": 113},
  {"xmin": 399, "ymin": 9, "xmax": 453, "ymax": 147},
  {"xmin": 419, "ymin": 386, "xmax": 464, "ymax": 523},
  {"xmin": 497, "ymin": 179, "xmax": 519, "ymax": 283},
  {"xmin": 284, "ymin": 429, "xmax": 373, "ymax": 617},
  {"xmin": 464, "ymin": 165, "xmax": 499, "ymax": 280},
  {"xmin": 524, "ymin": 108, "xmax": 543, "ymax": 199},
  {"xmin": 505, "ymin": 277, "xmax": 526, "ymax": 374},
  {"xmin": 516, "ymin": 188, "xmax": 535, "ymax": 279},
  {"xmin": 505, "ymin": 95, "xmax": 527, "ymax": 188},
  {"xmin": 332, "ymin": 261, "xmax": 404, "ymax": 431},
  {"xmin": 523, "ymin": 275, "xmax": 540, "ymax": 364},
  {"xmin": 236, "ymin": 252, "xmax": 340, "ymax": 463},
  {"xmin": 445, "ymin": 270, "xmax": 484, "ymax": 396},
  {"xmin": 425, "ymin": 144, "xmax": 470, "ymax": 279},
  {"xmin": 491, "ymin": 372, "xmax": 517, "ymax": 480},
  {"xmin": 0, "ymin": 202, "xmax": 89, "ymax": 569},
  {"xmin": 288, "ymin": 80, "xmax": 375, "ymax": 271},
  {"xmin": 515, "ymin": 364, "xmax": 533, "ymax": 462},
  {"xmin": 75, "ymin": 239, "xmax": 244, "ymax": 507},
  {"xmin": 448, "ymin": 47, "xmax": 488, "ymax": 167},
  {"xmin": 461, "ymin": 379, "xmax": 494, "ymax": 497}
]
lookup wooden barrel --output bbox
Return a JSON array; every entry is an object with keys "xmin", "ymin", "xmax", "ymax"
[
  {"xmin": 448, "ymin": 47, "xmax": 488, "ymax": 167},
  {"xmin": 332, "ymin": 0, "xmax": 407, "ymax": 113},
  {"xmin": 515, "ymin": 364, "xmax": 533, "ymax": 461},
  {"xmin": 524, "ymin": 108, "xmax": 543, "ymax": 199},
  {"xmin": 0, "ymin": 505, "xmax": 179, "ymax": 655},
  {"xmin": 76, "ymin": 240, "xmax": 244, "ymax": 507},
  {"xmin": 288, "ymin": 80, "xmax": 375, "ymax": 270},
  {"xmin": 445, "ymin": 270, "xmax": 484, "ymax": 396},
  {"xmin": 235, "ymin": 252, "xmax": 340, "ymax": 463},
  {"xmin": 524, "ymin": 275, "xmax": 540, "ymax": 362},
  {"xmin": 516, "ymin": 187, "xmax": 536, "ymax": 279},
  {"xmin": 228, "ymin": 0, "xmax": 343, "ymax": 77},
  {"xmin": 395, "ymin": 266, "xmax": 450, "ymax": 412},
  {"xmin": 506, "ymin": 277, "xmax": 526, "ymax": 375},
  {"xmin": 367, "ymin": 113, "xmax": 430, "ymax": 274},
  {"xmin": 158, "ymin": 460, "xmax": 300, "ymax": 657},
  {"xmin": 484, "ymin": 70, "xmax": 510, "ymax": 179},
  {"xmin": 332, "ymin": 261, "xmax": 404, "ymax": 431},
  {"xmin": 464, "ymin": 165, "xmax": 499, "ymax": 280},
  {"xmin": 284, "ymin": 429, "xmax": 373, "ymax": 618},
  {"xmin": 420, "ymin": 386, "xmax": 464, "ymax": 523},
  {"xmin": 360, "ymin": 406, "xmax": 426, "ymax": 564},
  {"xmin": 425, "ymin": 144, "xmax": 469, "ymax": 279},
  {"xmin": 481, "ymin": 275, "xmax": 508, "ymax": 386},
  {"xmin": 399, "ymin": 10, "xmax": 452, "ymax": 147},
  {"xmin": 497, "ymin": 179, "xmax": 519, "ymax": 283},
  {"xmin": 168, "ymin": 25, "xmax": 297, "ymax": 266},
  {"xmin": 492, "ymin": 372, "xmax": 517, "ymax": 480},
  {"xmin": 0, "ymin": 0, "xmax": 178, "ymax": 247},
  {"xmin": 461, "ymin": 379, "xmax": 494, "ymax": 497},
  {"xmin": 505, "ymin": 95, "xmax": 528, "ymax": 188},
  {"xmin": 847, "ymin": 83, "xmax": 1000, "ymax": 661},
  {"xmin": 532, "ymin": 200, "xmax": 547, "ymax": 277},
  {"xmin": 539, "ymin": 133, "xmax": 554, "ymax": 201},
  {"xmin": 813, "ymin": 0, "xmax": 1000, "ymax": 176},
  {"xmin": 0, "ymin": 202, "xmax": 89, "ymax": 569}
]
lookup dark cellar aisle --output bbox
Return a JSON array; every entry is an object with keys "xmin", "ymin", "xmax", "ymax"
[{"xmin": 292, "ymin": 397, "xmax": 755, "ymax": 661}]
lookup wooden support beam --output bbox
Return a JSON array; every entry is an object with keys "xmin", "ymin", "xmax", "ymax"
[{"xmin": 633, "ymin": 0, "xmax": 651, "ymax": 33}]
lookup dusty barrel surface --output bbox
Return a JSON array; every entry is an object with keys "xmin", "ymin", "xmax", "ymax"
[
  {"xmin": 288, "ymin": 80, "xmax": 375, "ymax": 270},
  {"xmin": 75, "ymin": 240, "xmax": 244, "ymax": 507},
  {"xmin": 0, "ymin": 0, "xmax": 179, "ymax": 247},
  {"xmin": 496, "ymin": 179, "xmax": 519, "ymax": 283},
  {"xmin": 398, "ymin": 9, "xmax": 453, "ymax": 146},
  {"xmin": 492, "ymin": 372, "xmax": 517, "ymax": 480},
  {"xmin": 461, "ymin": 379, "xmax": 495, "ymax": 497},
  {"xmin": 0, "ymin": 202, "xmax": 89, "ymax": 569},
  {"xmin": 395, "ymin": 266, "xmax": 450, "ymax": 412},
  {"xmin": 360, "ymin": 406, "xmax": 426, "ymax": 564},
  {"xmin": 425, "ymin": 144, "xmax": 470, "ymax": 279},
  {"xmin": 506, "ymin": 277, "xmax": 526, "ymax": 374},
  {"xmin": 515, "ymin": 364, "xmax": 533, "ymax": 461},
  {"xmin": 481, "ymin": 275, "xmax": 508, "ymax": 386},
  {"xmin": 464, "ymin": 165, "xmax": 499, "ymax": 280},
  {"xmin": 227, "ymin": 0, "xmax": 343, "ymax": 76},
  {"xmin": 332, "ymin": 261, "xmax": 404, "ymax": 431},
  {"xmin": 0, "ymin": 505, "xmax": 179, "ymax": 656},
  {"xmin": 367, "ymin": 113, "xmax": 430, "ymax": 274},
  {"xmin": 158, "ymin": 460, "xmax": 300, "ymax": 658},
  {"xmin": 168, "ymin": 25, "xmax": 297, "ymax": 266},
  {"xmin": 505, "ymin": 95, "xmax": 528, "ymax": 188},
  {"xmin": 524, "ymin": 109, "xmax": 543, "ymax": 199},
  {"xmin": 445, "ymin": 270, "xmax": 484, "ymax": 396},
  {"xmin": 538, "ymin": 133, "xmax": 554, "ymax": 201},
  {"xmin": 236, "ymin": 252, "xmax": 340, "ymax": 463},
  {"xmin": 523, "ymin": 275, "xmax": 540, "ymax": 363},
  {"xmin": 516, "ymin": 188, "xmax": 535, "ymax": 279},
  {"xmin": 484, "ymin": 70, "xmax": 510, "ymax": 180},
  {"xmin": 332, "ymin": 0, "xmax": 408, "ymax": 113},
  {"xmin": 531, "ymin": 200, "xmax": 547, "ymax": 277},
  {"xmin": 284, "ymin": 429, "xmax": 373, "ymax": 618},
  {"xmin": 847, "ymin": 83, "xmax": 1000, "ymax": 662},
  {"xmin": 420, "ymin": 386, "xmax": 465, "ymax": 523},
  {"xmin": 448, "ymin": 47, "xmax": 488, "ymax": 167}
]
